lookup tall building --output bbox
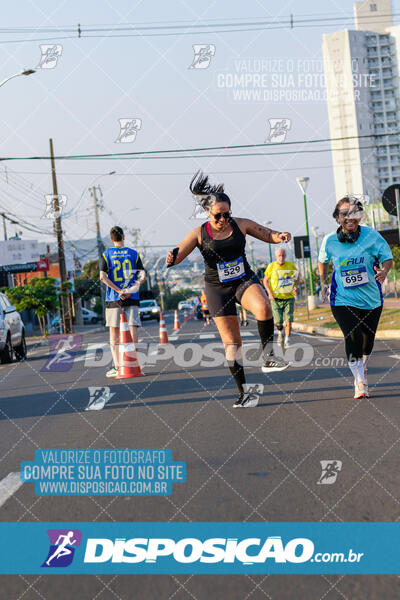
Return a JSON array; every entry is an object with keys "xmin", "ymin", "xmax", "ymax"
[{"xmin": 323, "ymin": 0, "xmax": 399, "ymax": 229}]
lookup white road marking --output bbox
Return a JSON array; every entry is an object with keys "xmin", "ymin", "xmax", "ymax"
[
  {"xmin": 389, "ymin": 354, "xmax": 400, "ymax": 360},
  {"xmin": 169, "ymin": 336, "xmax": 179, "ymax": 341},
  {"xmin": 293, "ymin": 332, "xmax": 334, "ymax": 343},
  {"xmin": 74, "ymin": 354, "xmax": 96, "ymax": 363},
  {"xmin": 240, "ymin": 331, "xmax": 256, "ymax": 337},
  {"xmin": 199, "ymin": 334, "xmax": 216, "ymax": 339},
  {"xmin": 0, "ymin": 472, "xmax": 22, "ymax": 509}
]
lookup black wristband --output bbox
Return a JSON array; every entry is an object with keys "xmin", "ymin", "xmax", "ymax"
[{"xmin": 167, "ymin": 247, "xmax": 179, "ymax": 268}]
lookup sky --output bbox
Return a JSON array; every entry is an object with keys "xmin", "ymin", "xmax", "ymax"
[{"xmin": 0, "ymin": 0, "xmax": 398, "ymax": 261}]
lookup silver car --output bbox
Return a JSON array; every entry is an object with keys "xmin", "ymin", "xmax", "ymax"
[{"xmin": 0, "ymin": 292, "xmax": 27, "ymax": 363}]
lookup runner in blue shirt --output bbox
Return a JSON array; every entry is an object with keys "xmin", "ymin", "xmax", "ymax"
[
  {"xmin": 100, "ymin": 226, "xmax": 146, "ymax": 378},
  {"xmin": 318, "ymin": 196, "xmax": 393, "ymax": 399}
]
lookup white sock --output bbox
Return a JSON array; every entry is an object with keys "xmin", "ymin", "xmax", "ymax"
[
  {"xmin": 356, "ymin": 359, "xmax": 366, "ymax": 383},
  {"xmin": 348, "ymin": 359, "xmax": 365, "ymax": 384}
]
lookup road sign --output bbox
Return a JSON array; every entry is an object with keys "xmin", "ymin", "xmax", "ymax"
[
  {"xmin": 382, "ymin": 184, "xmax": 400, "ymax": 216},
  {"xmin": 379, "ymin": 229, "xmax": 400, "ymax": 246},
  {"xmin": 0, "ymin": 258, "xmax": 49, "ymax": 275},
  {"xmin": 1, "ymin": 262, "xmax": 37, "ymax": 273},
  {"xmin": 294, "ymin": 235, "xmax": 311, "ymax": 259},
  {"xmin": 36, "ymin": 258, "xmax": 49, "ymax": 271},
  {"xmin": 382, "ymin": 184, "xmax": 400, "ymax": 245}
]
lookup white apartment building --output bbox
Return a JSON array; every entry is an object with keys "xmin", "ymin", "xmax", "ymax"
[{"xmin": 323, "ymin": 0, "xmax": 400, "ymax": 228}]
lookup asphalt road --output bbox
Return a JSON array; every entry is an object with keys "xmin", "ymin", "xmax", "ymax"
[{"xmin": 0, "ymin": 311, "xmax": 400, "ymax": 599}]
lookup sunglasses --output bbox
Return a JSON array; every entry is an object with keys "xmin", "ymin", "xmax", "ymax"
[
  {"xmin": 211, "ymin": 211, "xmax": 231, "ymax": 222},
  {"xmin": 338, "ymin": 210, "xmax": 363, "ymax": 219}
]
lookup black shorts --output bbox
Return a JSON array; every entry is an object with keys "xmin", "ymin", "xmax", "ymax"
[{"xmin": 204, "ymin": 274, "xmax": 261, "ymax": 317}]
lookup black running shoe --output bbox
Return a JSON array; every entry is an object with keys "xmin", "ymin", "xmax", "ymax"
[
  {"xmin": 233, "ymin": 393, "xmax": 259, "ymax": 408},
  {"xmin": 262, "ymin": 356, "xmax": 290, "ymax": 373}
]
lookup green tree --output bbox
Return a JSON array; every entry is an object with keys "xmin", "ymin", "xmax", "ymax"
[
  {"xmin": 5, "ymin": 277, "xmax": 58, "ymax": 336},
  {"xmin": 75, "ymin": 259, "xmax": 101, "ymax": 304},
  {"xmin": 390, "ymin": 245, "xmax": 400, "ymax": 269},
  {"xmin": 82, "ymin": 259, "xmax": 99, "ymax": 280}
]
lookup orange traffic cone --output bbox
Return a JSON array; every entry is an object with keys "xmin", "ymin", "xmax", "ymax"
[
  {"xmin": 158, "ymin": 312, "xmax": 169, "ymax": 344},
  {"xmin": 184, "ymin": 309, "xmax": 188, "ymax": 323},
  {"xmin": 173, "ymin": 309, "xmax": 181, "ymax": 331},
  {"xmin": 116, "ymin": 312, "xmax": 144, "ymax": 378}
]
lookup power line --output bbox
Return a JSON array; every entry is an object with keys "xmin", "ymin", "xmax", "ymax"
[
  {"xmin": 0, "ymin": 11, "xmax": 397, "ymax": 39},
  {"xmin": 6, "ymin": 161, "xmax": 379, "ymax": 177},
  {"xmin": 0, "ymin": 132, "xmax": 396, "ymax": 162}
]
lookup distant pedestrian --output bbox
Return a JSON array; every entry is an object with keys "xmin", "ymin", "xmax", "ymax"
[{"xmin": 263, "ymin": 247, "xmax": 298, "ymax": 348}]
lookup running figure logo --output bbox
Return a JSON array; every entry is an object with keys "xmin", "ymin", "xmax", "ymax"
[
  {"xmin": 243, "ymin": 383, "xmax": 264, "ymax": 399},
  {"xmin": 36, "ymin": 44, "xmax": 63, "ymax": 69},
  {"xmin": 42, "ymin": 335, "xmax": 82, "ymax": 372},
  {"xmin": 42, "ymin": 194, "xmax": 67, "ymax": 219},
  {"xmin": 85, "ymin": 387, "xmax": 115, "ymax": 411},
  {"xmin": 317, "ymin": 460, "xmax": 342, "ymax": 485},
  {"xmin": 265, "ymin": 118, "xmax": 291, "ymax": 143},
  {"xmin": 188, "ymin": 44, "xmax": 216, "ymax": 69},
  {"xmin": 42, "ymin": 529, "xmax": 82, "ymax": 568},
  {"xmin": 115, "ymin": 118, "xmax": 142, "ymax": 143}
]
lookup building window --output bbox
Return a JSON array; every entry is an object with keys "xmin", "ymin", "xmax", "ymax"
[{"xmin": 370, "ymin": 3, "xmax": 377, "ymax": 11}]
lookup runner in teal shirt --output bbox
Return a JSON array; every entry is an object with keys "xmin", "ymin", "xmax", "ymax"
[
  {"xmin": 319, "ymin": 225, "xmax": 392, "ymax": 310},
  {"xmin": 318, "ymin": 196, "xmax": 393, "ymax": 400}
]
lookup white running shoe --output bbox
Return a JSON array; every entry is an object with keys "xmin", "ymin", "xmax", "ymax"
[
  {"xmin": 262, "ymin": 356, "xmax": 290, "ymax": 373},
  {"xmin": 354, "ymin": 381, "xmax": 367, "ymax": 399},
  {"xmin": 277, "ymin": 332, "xmax": 284, "ymax": 345},
  {"xmin": 106, "ymin": 367, "xmax": 118, "ymax": 378},
  {"xmin": 284, "ymin": 338, "xmax": 291, "ymax": 349},
  {"xmin": 233, "ymin": 393, "xmax": 259, "ymax": 408}
]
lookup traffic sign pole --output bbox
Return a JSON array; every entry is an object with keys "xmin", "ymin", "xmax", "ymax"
[{"xmin": 395, "ymin": 187, "xmax": 400, "ymax": 246}]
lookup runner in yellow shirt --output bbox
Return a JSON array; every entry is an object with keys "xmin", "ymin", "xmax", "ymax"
[{"xmin": 263, "ymin": 247, "xmax": 298, "ymax": 348}]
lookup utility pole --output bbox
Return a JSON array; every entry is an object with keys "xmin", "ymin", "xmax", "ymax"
[
  {"xmin": 49, "ymin": 138, "xmax": 73, "ymax": 334},
  {"xmin": 1, "ymin": 213, "xmax": 7, "ymax": 240},
  {"xmin": 91, "ymin": 185, "xmax": 106, "ymax": 318}
]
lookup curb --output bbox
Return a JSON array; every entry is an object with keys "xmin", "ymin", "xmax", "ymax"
[{"xmin": 292, "ymin": 322, "xmax": 400, "ymax": 340}]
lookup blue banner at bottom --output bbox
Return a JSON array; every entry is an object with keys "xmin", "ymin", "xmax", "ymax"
[{"xmin": 0, "ymin": 522, "xmax": 399, "ymax": 574}]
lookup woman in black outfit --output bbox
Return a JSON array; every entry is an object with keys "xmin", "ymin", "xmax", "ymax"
[{"xmin": 166, "ymin": 171, "xmax": 291, "ymax": 408}]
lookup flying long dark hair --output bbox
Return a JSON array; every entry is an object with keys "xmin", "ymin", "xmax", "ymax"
[{"xmin": 189, "ymin": 170, "xmax": 231, "ymax": 211}]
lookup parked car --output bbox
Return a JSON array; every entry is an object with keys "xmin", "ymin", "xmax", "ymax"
[
  {"xmin": 139, "ymin": 299, "xmax": 160, "ymax": 322},
  {"xmin": 178, "ymin": 301, "xmax": 193, "ymax": 311},
  {"xmin": 0, "ymin": 292, "xmax": 27, "ymax": 364},
  {"xmin": 82, "ymin": 307, "xmax": 101, "ymax": 324}
]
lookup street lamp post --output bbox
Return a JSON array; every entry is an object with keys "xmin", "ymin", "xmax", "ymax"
[
  {"xmin": 296, "ymin": 177, "xmax": 315, "ymax": 296},
  {"xmin": 0, "ymin": 69, "xmax": 35, "ymax": 89},
  {"xmin": 263, "ymin": 220, "xmax": 273, "ymax": 262},
  {"xmin": 312, "ymin": 225, "xmax": 320, "ymax": 257}
]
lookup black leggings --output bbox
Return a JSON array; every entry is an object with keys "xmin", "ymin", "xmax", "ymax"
[{"xmin": 331, "ymin": 305, "xmax": 382, "ymax": 361}]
